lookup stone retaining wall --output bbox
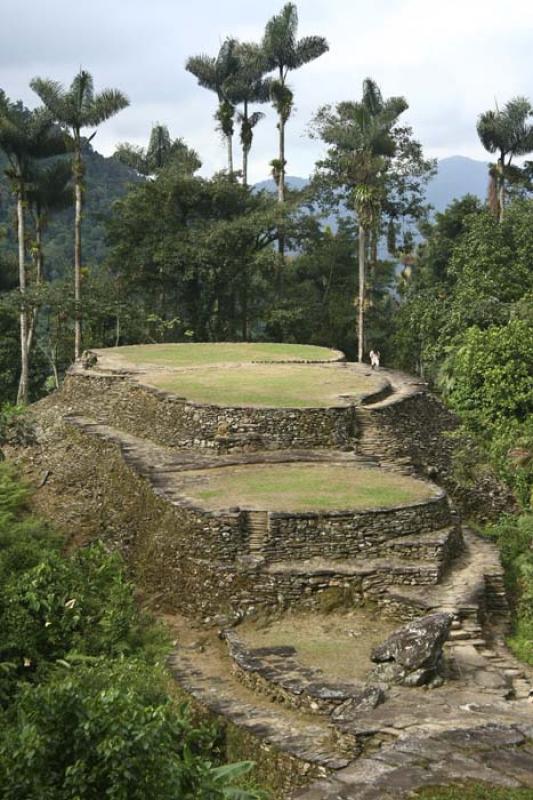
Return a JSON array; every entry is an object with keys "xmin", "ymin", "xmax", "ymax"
[
  {"xmin": 61, "ymin": 371, "xmax": 357, "ymax": 451},
  {"xmin": 42, "ymin": 420, "xmax": 457, "ymax": 621},
  {"xmin": 225, "ymin": 631, "xmax": 383, "ymax": 717},
  {"xmin": 262, "ymin": 494, "xmax": 451, "ymax": 563},
  {"xmin": 245, "ymin": 560, "xmax": 446, "ymax": 615},
  {"xmin": 356, "ymin": 391, "xmax": 514, "ymax": 516}
]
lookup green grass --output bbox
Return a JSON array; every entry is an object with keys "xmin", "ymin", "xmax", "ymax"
[
  {"xmin": 151, "ymin": 363, "xmax": 382, "ymax": 408},
  {"xmin": 180, "ymin": 463, "xmax": 432, "ymax": 511},
  {"xmin": 241, "ymin": 609, "xmax": 396, "ymax": 681},
  {"xmin": 101, "ymin": 342, "xmax": 341, "ymax": 366},
  {"xmin": 415, "ymin": 784, "xmax": 533, "ymax": 799}
]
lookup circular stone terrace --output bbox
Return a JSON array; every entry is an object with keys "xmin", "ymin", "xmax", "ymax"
[
  {"xmin": 174, "ymin": 461, "xmax": 435, "ymax": 512},
  {"xmin": 90, "ymin": 342, "xmax": 389, "ymax": 408}
]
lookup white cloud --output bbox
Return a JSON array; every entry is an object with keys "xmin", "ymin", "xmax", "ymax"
[{"xmin": 2, "ymin": 0, "xmax": 533, "ymax": 182}]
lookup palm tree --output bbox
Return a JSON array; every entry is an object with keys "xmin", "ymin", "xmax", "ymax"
[
  {"xmin": 477, "ymin": 97, "xmax": 533, "ymax": 222},
  {"xmin": 115, "ymin": 124, "xmax": 201, "ymax": 176},
  {"xmin": 186, "ymin": 39, "xmax": 240, "ymax": 174},
  {"xmin": 312, "ymin": 79, "xmax": 408, "ymax": 362},
  {"xmin": 30, "ymin": 70, "xmax": 129, "ymax": 359},
  {"xmin": 262, "ymin": 3, "xmax": 328, "ymax": 203},
  {"xmin": 0, "ymin": 97, "xmax": 66, "ymax": 403},
  {"xmin": 228, "ymin": 43, "xmax": 271, "ymax": 186}
]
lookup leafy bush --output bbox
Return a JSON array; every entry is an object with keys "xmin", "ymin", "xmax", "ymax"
[
  {"xmin": 0, "ymin": 403, "xmax": 36, "ymax": 447},
  {"xmin": 0, "ymin": 658, "xmax": 260, "ymax": 800},
  {"xmin": 485, "ymin": 513, "xmax": 533, "ymax": 664},
  {"xmin": 0, "ymin": 462, "xmax": 60, "ymax": 584},
  {"xmin": 0, "ymin": 543, "xmax": 163, "ymax": 703},
  {"xmin": 442, "ymin": 320, "xmax": 533, "ymax": 432},
  {"xmin": 0, "ymin": 464, "xmax": 263, "ymax": 797}
]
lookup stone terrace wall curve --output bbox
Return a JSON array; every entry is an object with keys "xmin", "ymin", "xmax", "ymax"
[{"xmin": 61, "ymin": 370, "xmax": 361, "ymax": 451}]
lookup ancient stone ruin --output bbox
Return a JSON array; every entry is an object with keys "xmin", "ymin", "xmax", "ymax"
[{"xmin": 19, "ymin": 343, "xmax": 533, "ymax": 799}]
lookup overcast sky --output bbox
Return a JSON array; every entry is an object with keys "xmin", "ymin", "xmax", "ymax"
[{"xmin": 2, "ymin": 0, "xmax": 533, "ymax": 183}]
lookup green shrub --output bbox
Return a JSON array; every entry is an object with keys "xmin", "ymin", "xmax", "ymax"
[
  {"xmin": 0, "ymin": 658, "xmax": 260, "ymax": 800},
  {"xmin": 485, "ymin": 513, "xmax": 533, "ymax": 664},
  {"xmin": 0, "ymin": 462, "xmax": 60, "ymax": 584},
  {"xmin": 0, "ymin": 543, "xmax": 166, "ymax": 703}
]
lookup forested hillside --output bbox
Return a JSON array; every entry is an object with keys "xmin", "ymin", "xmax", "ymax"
[{"xmin": 0, "ymin": 143, "xmax": 140, "ymax": 280}]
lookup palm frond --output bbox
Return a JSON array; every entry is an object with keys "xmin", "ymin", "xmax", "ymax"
[
  {"xmin": 30, "ymin": 77, "xmax": 68, "ymax": 121},
  {"xmin": 294, "ymin": 35, "xmax": 328, "ymax": 67},
  {"xmin": 185, "ymin": 54, "xmax": 218, "ymax": 90},
  {"xmin": 88, "ymin": 89, "xmax": 129, "ymax": 126}
]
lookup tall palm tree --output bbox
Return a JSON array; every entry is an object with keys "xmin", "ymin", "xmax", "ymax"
[
  {"xmin": 30, "ymin": 70, "xmax": 129, "ymax": 359},
  {"xmin": 477, "ymin": 97, "xmax": 533, "ymax": 222},
  {"xmin": 228, "ymin": 43, "xmax": 271, "ymax": 186},
  {"xmin": 313, "ymin": 79, "xmax": 408, "ymax": 361},
  {"xmin": 115, "ymin": 124, "xmax": 201, "ymax": 176},
  {"xmin": 262, "ymin": 3, "xmax": 328, "ymax": 203},
  {"xmin": 186, "ymin": 39, "xmax": 240, "ymax": 174},
  {"xmin": 0, "ymin": 97, "xmax": 66, "ymax": 403}
]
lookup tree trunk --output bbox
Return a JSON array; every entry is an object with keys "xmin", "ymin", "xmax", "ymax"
[
  {"xmin": 243, "ymin": 146, "xmax": 248, "ymax": 188},
  {"xmin": 278, "ymin": 112, "xmax": 285, "ymax": 203},
  {"xmin": 357, "ymin": 222, "xmax": 366, "ymax": 363},
  {"xmin": 370, "ymin": 225, "xmax": 378, "ymax": 279},
  {"xmin": 74, "ymin": 158, "xmax": 82, "ymax": 360},
  {"xmin": 277, "ymin": 114, "xmax": 286, "ymax": 260},
  {"xmin": 16, "ymin": 193, "xmax": 29, "ymax": 405},
  {"xmin": 498, "ymin": 179, "xmax": 505, "ymax": 223},
  {"xmin": 27, "ymin": 214, "xmax": 43, "ymax": 356},
  {"xmin": 227, "ymin": 134, "xmax": 234, "ymax": 175},
  {"xmin": 498, "ymin": 156, "xmax": 505, "ymax": 223},
  {"xmin": 242, "ymin": 100, "xmax": 248, "ymax": 187}
]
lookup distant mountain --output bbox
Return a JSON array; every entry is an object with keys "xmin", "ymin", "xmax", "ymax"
[
  {"xmin": 254, "ymin": 157, "xmax": 490, "ymax": 213},
  {"xmin": 253, "ymin": 176, "xmax": 308, "ymax": 193},
  {"xmin": 426, "ymin": 156, "xmax": 488, "ymax": 211}
]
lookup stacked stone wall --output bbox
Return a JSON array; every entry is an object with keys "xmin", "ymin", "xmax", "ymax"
[
  {"xmin": 61, "ymin": 372, "xmax": 357, "ymax": 451},
  {"xmin": 356, "ymin": 391, "xmax": 514, "ymax": 516},
  {"xmin": 262, "ymin": 495, "xmax": 451, "ymax": 562}
]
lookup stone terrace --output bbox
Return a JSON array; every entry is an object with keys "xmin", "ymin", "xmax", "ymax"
[{"xmin": 16, "ymin": 344, "xmax": 532, "ymax": 799}]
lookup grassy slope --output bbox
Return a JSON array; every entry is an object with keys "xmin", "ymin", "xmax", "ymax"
[{"xmin": 180, "ymin": 463, "xmax": 432, "ymax": 511}]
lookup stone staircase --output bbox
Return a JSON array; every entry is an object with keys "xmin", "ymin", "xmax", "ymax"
[
  {"xmin": 355, "ymin": 407, "xmax": 414, "ymax": 474},
  {"xmin": 245, "ymin": 511, "xmax": 269, "ymax": 555}
]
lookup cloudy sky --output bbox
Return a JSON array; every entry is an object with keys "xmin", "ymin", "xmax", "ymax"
[{"xmin": 2, "ymin": 0, "xmax": 533, "ymax": 183}]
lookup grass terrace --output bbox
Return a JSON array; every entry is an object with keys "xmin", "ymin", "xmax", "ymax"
[
  {"xmin": 92, "ymin": 343, "xmax": 386, "ymax": 408},
  {"xmin": 240, "ymin": 609, "xmax": 397, "ymax": 682},
  {"xmin": 150, "ymin": 363, "xmax": 383, "ymax": 408},
  {"xmin": 98, "ymin": 342, "xmax": 343, "ymax": 367},
  {"xmin": 178, "ymin": 462, "xmax": 433, "ymax": 511}
]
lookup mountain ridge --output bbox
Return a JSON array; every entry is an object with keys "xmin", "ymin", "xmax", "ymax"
[{"xmin": 254, "ymin": 155, "xmax": 490, "ymax": 212}]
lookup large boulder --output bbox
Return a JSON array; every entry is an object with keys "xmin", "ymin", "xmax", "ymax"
[{"xmin": 370, "ymin": 613, "xmax": 452, "ymax": 687}]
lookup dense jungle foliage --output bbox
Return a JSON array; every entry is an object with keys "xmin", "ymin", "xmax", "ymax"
[{"xmin": 0, "ymin": 462, "xmax": 263, "ymax": 799}]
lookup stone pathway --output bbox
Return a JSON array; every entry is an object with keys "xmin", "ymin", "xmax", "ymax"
[{"xmin": 294, "ymin": 723, "xmax": 533, "ymax": 799}]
